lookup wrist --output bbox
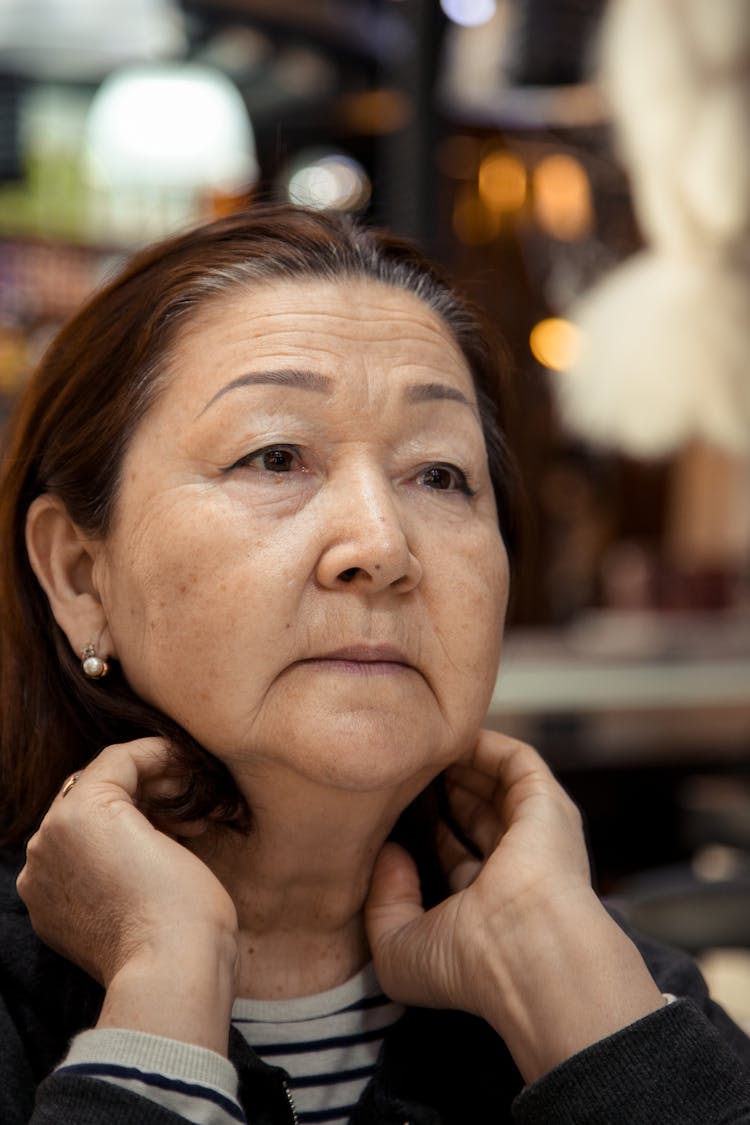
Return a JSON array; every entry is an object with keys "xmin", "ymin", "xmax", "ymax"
[
  {"xmin": 98, "ymin": 925, "xmax": 239, "ymax": 1055},
  {"xmin": 474, "ymin": 888, "xmax": 663, "ymax": 1083}
]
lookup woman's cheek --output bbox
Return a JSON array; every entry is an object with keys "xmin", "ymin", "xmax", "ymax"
[{"xmin": 437, "ymin": 530, "xmax": 508, "ymax": 692}]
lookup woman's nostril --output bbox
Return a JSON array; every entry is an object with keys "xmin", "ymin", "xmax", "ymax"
[{"xmin": 339, "ymin": 567, "xmax": 360, "ymax": 583}]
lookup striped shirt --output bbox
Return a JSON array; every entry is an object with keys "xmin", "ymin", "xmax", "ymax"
[
  {"xmin": 56, "ymin": 964, "xmax": 403, "ymax": 1125},
  {"xmin": 233, "ymin": 963, "xmax": 403, "ymax": 1123}
]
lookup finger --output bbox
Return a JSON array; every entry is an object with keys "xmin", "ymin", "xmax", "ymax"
[
  {"xmin": 448, "ymin": 858, "xmax": 482, "ymax": 892},
  {"xmin": 444, "ymin": 780, "xmax": 503, "ymax": 858},
  {"xmin": 138, "ymin": 769, "xmax": 192, "ymax": 803},
  {"xmin": 445, "ymin": 763, "xmax": 496, "ymax": 802},
  {"xmin": 365, "ymin": 842, "xmax": 424, "ymax": 948},
  {"xmin": 448, "ymin": 734, "xmax": 557, "ymax": 813},
  {"xmin": 435, "ymin": 821, "xmax": 484, "ymax": 892},
  {"xmin": 365, "ymin": 843, "xmax": 439, "ymax": 1009},
  {"xmin": 435, "ymin": 816, "xmax": 473, "ymax": 870},
  {"xmin": 63, "ymin": 738, "xmax": 176, "ymax": 805},
  {"xmin": 472, "ymin": 733, "xmax": 584, "ymax": 832},
  {"xmin": 47, "ymin": 739, "xmax": 209, "ymax": 850},
  {"xmin": 471, "ymin": 731, "xmax": 556, "ymax": 792}
]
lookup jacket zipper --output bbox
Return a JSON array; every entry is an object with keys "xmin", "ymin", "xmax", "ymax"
[{"xmin": 283, "ymin": 1079, "xmax": 299, "ymax": 1125}]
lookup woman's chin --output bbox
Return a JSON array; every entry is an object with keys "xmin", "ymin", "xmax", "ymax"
[
  {"xmin": 296, "ymin": 748, "xmax": 446, "ymax": 797},
  {"xmin": 217, "ymin": 714, "xmax": 460, "ymax": 798}
]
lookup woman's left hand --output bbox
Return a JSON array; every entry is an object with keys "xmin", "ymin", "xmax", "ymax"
[{"xmin": 365, "ymin": 729, "xmax": 664, "ymax": 1082}]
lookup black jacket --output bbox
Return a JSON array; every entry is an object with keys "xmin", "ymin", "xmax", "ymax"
[{"xmin": 2, "ymin": 850, "xmax": 750, "ymax": 1125}]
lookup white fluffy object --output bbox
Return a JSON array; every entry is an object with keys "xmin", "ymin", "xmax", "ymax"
[{"xmin": 557, "ymin": 0, "xmax": 750, "ymax": 456}]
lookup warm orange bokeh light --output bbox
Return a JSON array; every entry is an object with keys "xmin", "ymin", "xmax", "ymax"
[
  {"xmin": 529, "ymin": 317, "xmax": 581, "ymax": 370},
  {"xmin": 533, "ymin": 153, "xmax": 593, "ymax": 241},
  {"xmin": 478, "ymin": 150, "xmax": 527, "ymax": 212}
]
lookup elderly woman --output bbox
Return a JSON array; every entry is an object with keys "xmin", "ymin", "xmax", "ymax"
[{"xmin": 0, "ymin": 206, "xmax": 748, "ymax": 1125}]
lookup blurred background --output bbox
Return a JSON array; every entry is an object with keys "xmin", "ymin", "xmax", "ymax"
[{"xmin": 1, "ymin": 0, "xmax": 749, "ymax": 1027}]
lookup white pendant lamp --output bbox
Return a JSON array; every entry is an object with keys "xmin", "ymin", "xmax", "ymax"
[
  {"xmin": 0, "ymin": 0, "xmax": 186, "ymax": 79},
  {"xmin": 83, "ymin": 62, "xmax": 258, "ymax": 242}
]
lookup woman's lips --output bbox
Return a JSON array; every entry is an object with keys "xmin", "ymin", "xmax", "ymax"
[{"xmin": 298, "ymin": 644, "xmax": 415, "ymax": 675}]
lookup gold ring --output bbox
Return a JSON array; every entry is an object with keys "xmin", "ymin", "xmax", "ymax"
[{"xmin": 60, "ymin": 773, "xmax": 81, "ymax": 799}]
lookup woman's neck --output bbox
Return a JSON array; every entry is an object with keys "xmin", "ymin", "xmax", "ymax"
[{"xmin": 190, "ymin": 774, "xmax": 417, "ymax": 999}]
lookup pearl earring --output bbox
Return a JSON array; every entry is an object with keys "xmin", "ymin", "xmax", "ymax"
[{"xmin": 81, "ymin": 643, "xmax": 109, "ymax": 679}]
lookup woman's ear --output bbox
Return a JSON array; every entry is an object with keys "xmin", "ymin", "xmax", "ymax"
[{"xmin": 25, "ymin": 494, "xmax": 114, "ymax": 660}]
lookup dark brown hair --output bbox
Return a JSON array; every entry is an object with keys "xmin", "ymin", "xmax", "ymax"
[{"xmin": 0, "ymin": 204, "xmax": 519, "ymax": 848}]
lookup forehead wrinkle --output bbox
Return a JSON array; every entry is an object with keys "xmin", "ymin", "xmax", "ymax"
[{"xmin": 167, "ymin": 279, "xmax": 476, "ymax": 427}]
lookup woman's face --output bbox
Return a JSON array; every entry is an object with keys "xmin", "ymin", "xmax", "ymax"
[{"xmin": 94, "ymin": 279, "xmax": 509, "ymax": 794}]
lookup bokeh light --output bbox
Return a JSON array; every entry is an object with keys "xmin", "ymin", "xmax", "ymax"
[
  {"xmin": 529, "ymin": 317, "xmax": 581, "ymax": 370},
  {"xmin": 286, "ymin": 152, "xmax": 371, "ymax": 213},
  {"xmin": 533, "ymin": 153, "xmax": 593, "ymax": 241},
  {"xmin": 478, "ymin": 149, "xmax": 527, "ymax": 212},
  {"xmin": 85, "ymin": 64, "xmax": 256, "ymax": 191},
  {"xmin": 440, "ymin": 0, "xmax": 497, "ymax": 27}
]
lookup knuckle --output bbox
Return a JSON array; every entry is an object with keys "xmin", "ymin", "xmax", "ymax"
[
  {"xmin": 15, "ymin": 867, "xmax": 27, "ymax": 898},
  {"xmin": 24, "ymin": 825, "xmax": 45, "ymax": 858},
  {"xmin": 96, "ymin": 741, "xmax": 127, "ymax": 762},
  {"xmin": 563, "ymin": 790, "xmax": 583, "ymax": 821},
  {"xmin": 100, "ymin": 736, "xmax": 170, "ymax": 769}
]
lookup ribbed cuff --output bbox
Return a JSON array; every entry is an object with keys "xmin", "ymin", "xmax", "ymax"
[{"xmin": 60, "ymin": 1028, "xmax": 239, "ymax": 1100}]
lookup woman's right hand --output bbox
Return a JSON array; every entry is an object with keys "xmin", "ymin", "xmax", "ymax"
[{"xmin": 17, "ymin": 737, "xmax": 239, "ymax": 1053}]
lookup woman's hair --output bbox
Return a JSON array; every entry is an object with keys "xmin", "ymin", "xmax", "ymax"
[{"xmin": 0, "ymin": 204, "xmax": 519, "ymax": 847}]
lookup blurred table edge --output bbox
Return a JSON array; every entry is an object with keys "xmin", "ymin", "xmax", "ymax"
[{"xmin": 490, "ymin": 654, "xmax": 750, "ymax": 715}]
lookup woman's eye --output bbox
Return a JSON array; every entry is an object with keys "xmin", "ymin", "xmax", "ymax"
[
  {"xmin": 258, "ymin": 447, "xmax": 295, "ymax": 472},
  {"xmin": 229, "ymin": 446, "xmax": 299, "ymax": 473},
  {"xmin": 418, "ymin": 463, "xmax": 474, "ymax": 496}
]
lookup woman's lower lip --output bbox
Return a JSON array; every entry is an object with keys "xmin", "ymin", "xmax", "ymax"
[{"xmin": 304, "ymin": 658, "xmax": 413, "ymax": 676}]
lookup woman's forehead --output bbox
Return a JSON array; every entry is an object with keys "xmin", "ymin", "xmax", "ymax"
[
  {"xmin": 162, "ymin": 276, "xmax": 476, "ymax": 407},
  {"xmin": 176, "ymin": 277, "xmax": 455, "ymax": 348}
]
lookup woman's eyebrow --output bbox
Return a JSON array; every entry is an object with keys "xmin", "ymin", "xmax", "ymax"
[
  {"xmin": 197, "ymin": 370, "xmax": 477, "ymax": 419},
  {"xmin": 404, "ymin": 381, "xmax": 478, "ymax": 416},
  {"xmin": 198, "ymin": 368, "xmax": 333, "ymax": 417}
]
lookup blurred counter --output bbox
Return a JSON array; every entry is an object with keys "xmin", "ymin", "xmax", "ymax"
[{"xmin": 488, "ymin": 610, "xmax": 750, "ymax": 768}]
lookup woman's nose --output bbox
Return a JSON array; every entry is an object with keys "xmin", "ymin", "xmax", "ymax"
[{"xmin": 315, "ymin": 473, "xmax": 423, "ymax": 594}]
